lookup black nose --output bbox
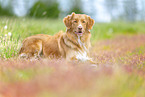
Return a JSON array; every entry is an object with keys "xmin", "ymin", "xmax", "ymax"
[{"xmin": 78, "ymin": 26, "xmax": 82, "ymax": 30}]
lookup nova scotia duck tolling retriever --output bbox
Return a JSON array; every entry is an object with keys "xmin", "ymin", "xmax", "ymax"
[{"xmin": 19, "ymin": 12, "xmax": 95, "ymax": 63}]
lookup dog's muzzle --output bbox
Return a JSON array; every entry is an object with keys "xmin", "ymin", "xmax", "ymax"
[{"xmin": 75, "ymin": 25, "xmax": 83, "ymax": 36}]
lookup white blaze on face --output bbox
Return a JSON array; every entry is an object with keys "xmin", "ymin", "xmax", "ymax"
[{"xmin": 78, "ymin": 24, "xmax": 83, "ymax": 28}]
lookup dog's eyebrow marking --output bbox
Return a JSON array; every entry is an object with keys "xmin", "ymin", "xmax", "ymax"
[{"xmin": 74, "ymin": 18, "xmax": 78, "ymax": 20}]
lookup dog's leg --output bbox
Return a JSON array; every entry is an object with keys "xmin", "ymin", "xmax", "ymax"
[
  {"xmin": 19, "ymin": 40, "xmax": 42, "ymax": 60},
  {"xmin": 19, "ymin": 53, "xmax": 29, "ymax": 59}
]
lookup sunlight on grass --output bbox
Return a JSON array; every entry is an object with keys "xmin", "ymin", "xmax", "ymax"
[{"xmin": 0, "ymin": 32, "xmax": 21, "ymax": 58}]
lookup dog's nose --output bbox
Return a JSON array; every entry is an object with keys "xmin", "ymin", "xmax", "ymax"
[{"xmin": 78, "ymin": 26, "xmax": 82, "ymax": 30}]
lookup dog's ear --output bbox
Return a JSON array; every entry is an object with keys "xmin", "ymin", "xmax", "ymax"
[
  {"xmin": 63, "ymin": 12, "xmax": 75, "ymax": 29},
  {"xmin": 71, "ymin": 12, "xmax": 75, "ymax": 17},
  {"xmin": 87, "ymin": 16, "xmax": 95, "ymax": 30}
]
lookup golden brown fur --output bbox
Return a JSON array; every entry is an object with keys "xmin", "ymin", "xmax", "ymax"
[{"xmin": 19, "ymin": 12, "xmax": 95, "ymax": 62}]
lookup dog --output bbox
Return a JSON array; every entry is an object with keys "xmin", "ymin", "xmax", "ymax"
[{"xmin": 19, "ymin": 12, "xmax": 95, "ymax": 63}]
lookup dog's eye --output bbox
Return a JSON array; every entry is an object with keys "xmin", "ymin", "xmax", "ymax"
[
  {"xmin": 74, "ymin": 20, "xmax": 77, "ymax": 23},
  {"xmin": 82, "ymin": 21, "xmax": 86, "ymax": 23}
]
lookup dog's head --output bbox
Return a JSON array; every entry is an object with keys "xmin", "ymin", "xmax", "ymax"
[{"xmin": 63, "ymin": 12, "xmax": 95, "ymax": 36}]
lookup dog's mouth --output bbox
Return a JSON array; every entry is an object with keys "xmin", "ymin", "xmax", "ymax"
[
  {"xmin": 78, "ymin": 31, "xmax": 82, "ymax": 33},
  {"xmin": 75, "ymin": 31, "xmax": 83, "ymax": 36}
]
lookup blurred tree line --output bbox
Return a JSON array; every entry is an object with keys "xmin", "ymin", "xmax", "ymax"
[
  {"xmin": 28, "ymin": 0, "xmax": 60, "ymax": 18},
  {"xmin": 28, "ymin": 0, "xmax": 85, "ymax": 18},
  {"xmin": 0, "ymin": 0, "xmax": 84, "ymax": 18},
  {"xmin": 0, "ymin": 0, "xmax": 145, "ymax": 22},
  {"xmin": 104, "ymin": 0, "xmax": 145, "ymax": 22},
  {"xmin": 0, "ymin": 0, "xmax": 13, "ymax": 16}
]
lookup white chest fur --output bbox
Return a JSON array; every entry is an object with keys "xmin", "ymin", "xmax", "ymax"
[
  {"xmin": 75, "ymin": 35, "xmax": 91, "ymax": 61},
  {"xmin": 76, "ymin": 51, "xmax": 90, "ymax": 61}
]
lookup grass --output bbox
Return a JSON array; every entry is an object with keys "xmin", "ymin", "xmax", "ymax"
[
  {"xmin": 1, "ymin": 17, "xmax": 145, "ymax": 40},
  {"xmin": 0, "ymin": 17, "xmax": 145, "ymax": 97},
  {"xmin": 1, "ymin": 17, "xmax": 145, "ymax": 58}
]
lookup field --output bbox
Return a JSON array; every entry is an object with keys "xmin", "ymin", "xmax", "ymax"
[{"xmin": 0, "ymin": 17, "xmax": 145, "ymax": 97}]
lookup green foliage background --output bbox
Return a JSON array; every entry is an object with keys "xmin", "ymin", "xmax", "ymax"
[
  {"xmin": 28, "ymin": 1, "xmax": 60, "ymax": 18},
  {"xmin": 0, "ymin": 4, "xmax": 13, "ymax": 16}
]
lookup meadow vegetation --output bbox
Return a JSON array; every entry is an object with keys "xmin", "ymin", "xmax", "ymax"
[
  {"xmin": 0, "ymin": 17, "xmax": 145, "ymax": 97},
  {"xmin": 0, "ymin": 17, "xmax": 145, "ymax": 58}
]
